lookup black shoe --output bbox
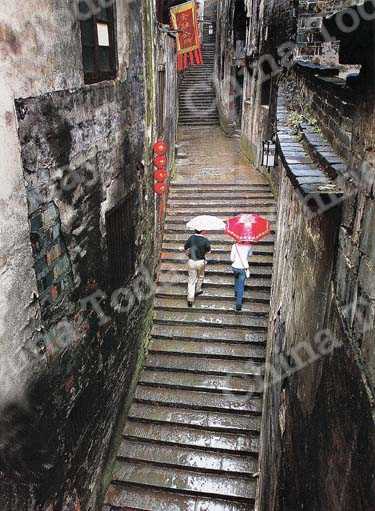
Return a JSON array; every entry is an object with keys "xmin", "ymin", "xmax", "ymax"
[
  {"xmin": 188, "ymin": 301, "xmax": 193, "ymax": 308},
  {"xmin": 236, "ymin": 305, "xmax": 242, "ymax": 312},
  {"xmin": 195, "ymin": 291, "xmax": 203, "ymax": 297}
]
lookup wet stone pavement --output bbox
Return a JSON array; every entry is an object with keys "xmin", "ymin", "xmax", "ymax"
[{"xmin": 103, "ymin": 127, "xmax": 276, "ymax": 510}]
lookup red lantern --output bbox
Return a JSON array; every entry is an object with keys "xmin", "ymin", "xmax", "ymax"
[
  {"xmin": 154, "ymin": 182, "xmax": 168, "ymax": 194},
  {"xmin": 154, "ymin": 155, "xmax": 167, "ymax": 168},
  {"xmin": 154, "ymin": 169, "xmax": 168, "ymax": 182},
  {"xmin": 153, "ymin": 139, "xmax": 168, "ymax": 155}
]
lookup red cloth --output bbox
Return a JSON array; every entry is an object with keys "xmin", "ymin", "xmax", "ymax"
[{"xmin": 170, "ymin": 1, "xmax": 204, "ymax": 71}]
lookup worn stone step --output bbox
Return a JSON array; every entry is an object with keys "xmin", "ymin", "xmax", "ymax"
[
  {"xmin": 111, "ymin": 460, "xmax": 256, "ymax": 501},
  {"xmin": 154, "ymin": 309, "xmax": 268, "ymax": 331},
  {"xmin": 154, "ymin": 297, "xmax": 269, "ymax": 316},
  {"xmin": 167, "ymin": 211, "xmax": 276, "ymax": 222},
  {"xmin": 164, "ymin": 231, "xmax": 275, "ymax": 247},
  {"xmin": 124, "ymin": 421, "xmax": 260, "ymax": 453},
  {"xmin": 170, "ymin": 183, "xmax": 270, "ymax": 189},
  {"xmin": 129, "ymin": 403, "xmax": 262, "ymax": 433},
  {"xmin": 139, "ymin": 369, "xmax": 263, "ymax": 394},
  {"xmin": 156, "ymin": 284, "xmax": 271, "ymax": 304},
  {"xmin": 162, "ymin": 242, "xmax": 274, "ymax": 255},
  {"xmin": 168, "ymin": 189, "xmax": 272, "ymax": 196},
  {"xmin": 158, "ymin": 272, "xmax": 272, "ymax": 290},
  {"xmin": 179, "ymin": 105, "xmax": 217, "ymax": 110},
  {"xmin": 151, "ymin": 323, "xmax": 266, "ymax": 344},
  {"xmin": 145, "ymin": 353, "xmax": 264, "ymax": 377},
  {"xmin": 104, "ymin": 484, "xmax": 251, "ymax": 511},
  {"xmin": 180, "ymin": 121, "xmax": 220, "ymax": 126},
  {"xmin": 164, "ymin": 225, "xmax": 276, "ymax": 235},
  {"xmin": 159, "ymin": 262, "xmax": 273, "ymax": 276},
  {"xmin": 118, "ymin": 438, "xmax": 258, "ymax": 475},
  {"xmin": 168, "ymin": 194, "xmax": 274, "ymax": 203},
  {"xmin": 163, "ymin": 232, "xmax": 275, "ymax": 244},
  {"xmin": 160, "ymin": 252, "xmax": 274, "ymax": 266},
  {"xmin": 180, "ymin": 117, "xmax": 220, "ymax": 122},
  {"xmin": 103, "ymin": 483, "xmax": 250, "ymax": 511},
  {"xmin": 167, "ymin": 198, "xmax": 275, "ymax": 207},
  {"xmin": 134, "ymin": 386, "xmax": 262, "ymax": 415},
  {"xmin": 149, "ymin": 338, "xmax": 265, "ymax": 360}
]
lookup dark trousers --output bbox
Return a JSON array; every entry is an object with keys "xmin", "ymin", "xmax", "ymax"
[{"xmin": 233, "ymin": 268, "xmax": 247, "ymax": 307}]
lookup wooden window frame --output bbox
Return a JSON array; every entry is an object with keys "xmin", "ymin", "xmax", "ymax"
[{"xmin": 79, "ymin": 1, "xmax": 118, "ymax": 85}]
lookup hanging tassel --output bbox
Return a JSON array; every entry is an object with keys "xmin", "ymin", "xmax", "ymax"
[
  {"xmin": 198, "ymin": 47, "xmax": 203, "ymax": 65},
  {"xmin": 177, "ymin": 53, "xmax": 184, "ymax": 72},
  {"xmin": 194, "ymin": 49, "xmax": 200, "ymax": 65},
  {"xmin": 190, "ymin": 50, "xmax": 195, "ymax": 65}
]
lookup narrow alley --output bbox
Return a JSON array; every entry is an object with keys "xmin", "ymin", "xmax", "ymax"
[
  {"xmin": 0, "ymin": 1, "xmax": 374, "ymax": 511},
  {"xmin": 104, "ymin": 127, "xmax": 276, "ymax": 509}
]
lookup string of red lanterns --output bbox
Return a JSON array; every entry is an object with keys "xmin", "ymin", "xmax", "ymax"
[{"xmin": 153, "ymin": 139, "xmax": 169, "ymax": 195}]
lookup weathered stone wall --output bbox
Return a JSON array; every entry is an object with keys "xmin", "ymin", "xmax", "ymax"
[
  {"xmin": 258, "ymin": 155, "xmax": 375, "ymax": 510},
  {"xmin": 285, "ymin": 63, "xmax": 357, "ymax": 161},
  {"xmin": 0, "ymin": 0, "xmax": 178, "ymax": 509}
]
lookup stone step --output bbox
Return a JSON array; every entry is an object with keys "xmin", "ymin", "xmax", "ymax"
[
  {"xmin": 110, "ymin": 460, "xmax": 256, "ymax": 501},
  {"xmin": 180, "ymin": 121, "xmax": 220, "ymax": 126},
  {"xmin": 156, "ymin": 284, "xmax": 271, "ymax": 304},
  {"xmin": 135, "ymin": 384, "xmax": 256, "ymax": 414},
  {"xmin": 153, "ymin": 309, "xmax": 268, "ymax": 331},
  {"xmin": 179, "ymin": 118, "xmax": 219, "ymax": 122},
  {"xmin": 168, "ymin": 192, "xmax": 273, "ymax": 200},
  {"xmin": 151, "ymin": 323, "xmax": 266, "ymax": 345},
  {"xmin": 167, "ymin": 211, "xmax": 276, "ymax": 221},
  {"xmin": 104, "ymin": 483, "xmax": 251, "ymax": 511},
  {"xmin": 179, "ymin": 110, "xmax": 217, "ymax": 114},
  {"xmin": 117, "ymin": 438, "xmax": 258, "ymax": 475},
  {"xmin": 158, "ymin": 272, "xmax": 272, "ymax": 290},
  {"xmin": 139, "ymin": 369, "xmax": 263, "ymax": 394},
  {"xmin": 154, "ymin": 296, "xmax": 269, "ymax": 316},
  {"xmin": 168, "ymin": 200, "xmax": 276, "ymax": 208},
  {"xmin": 159, "ymin": 261, "xmax": 272, "ymax": 275},
  {"xmin": 164, "ymin": 225, "xmax": 276, "ymax": 235},
  {"xmin": 179, "ymin": 104, "xmax": 217, "ymax": 109},
  {"xmin": 160, "ymin": 251, "xmax": 273, "ymax": 265},
  {"xmin": 179, "ymin": 106, "xmax": 217, "ymax": 111},
  {"xmin": 145, "ymin": 353, "xmax": 264, "ymax": 377},
  {"xmin": 130, "ymin": 392, "xmax": 262, "ymax": 424},
  {"xmin": 163, "ymin": 232, "xmax": 275, "ymax": 244},
  {"xmin": 129, "ymin": 402, "xmax": 262, "ymax": 433},
  {"xmin": 148, "ymin": 337, "xmax": 265, "ymax": 360},
  {"xmin": 170, "ymin": 183, "xmax": 270, "ymax": 190},
  {"xmin": 179, "ymin": 116, "xmax": 219, "ymax": 121},
  {"xmin": 162, "ymin": 242, "xmax": 274, "ymax": 254}
]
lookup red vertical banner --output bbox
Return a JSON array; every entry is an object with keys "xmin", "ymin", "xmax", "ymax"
[{"xmin": 170, "ymin": 1, "xmax": 203, "ymax": 72}]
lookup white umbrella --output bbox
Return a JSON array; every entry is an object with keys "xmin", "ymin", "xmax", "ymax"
[{"xmin": 186, "ymin": 215, "xmax": 226, "ymax": 232}]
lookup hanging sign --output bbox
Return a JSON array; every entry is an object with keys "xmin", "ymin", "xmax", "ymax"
[{"xmin": 170, "ymin": 1, "xmax": 203, "ymax": 72}]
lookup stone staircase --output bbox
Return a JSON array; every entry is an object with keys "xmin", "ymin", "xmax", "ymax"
[
  {"xmin": 179, "ymin": 44, "xmax": 219, "ymax": 127},
  {"xmin": 103, "ymin": 182, "xmax": 276, "ymax": 511}
]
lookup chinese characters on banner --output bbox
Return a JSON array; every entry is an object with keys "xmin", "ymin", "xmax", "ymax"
[{"xmin": 170, "ymin": 1, "xmax": 203, "ymax": 71}]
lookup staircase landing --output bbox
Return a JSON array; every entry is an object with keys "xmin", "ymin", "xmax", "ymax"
[{"xmin": 103, "ymin": 128, "xmax": 276, "ymax": 511}]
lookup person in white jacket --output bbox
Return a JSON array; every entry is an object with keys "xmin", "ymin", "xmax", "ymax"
[{"xmin": 230, "ymin": 242, "xmax": 252, "ymax": 311}]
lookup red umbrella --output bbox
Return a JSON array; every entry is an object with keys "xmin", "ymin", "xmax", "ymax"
[{"xmin": 225, "ymin": 214, "xmax": 271, "ymax": 243}]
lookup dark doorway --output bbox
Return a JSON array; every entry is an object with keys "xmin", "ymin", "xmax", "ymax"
[{"xmin": 106, "ymin": 193, "xmax": 136, "ymax": 289}]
